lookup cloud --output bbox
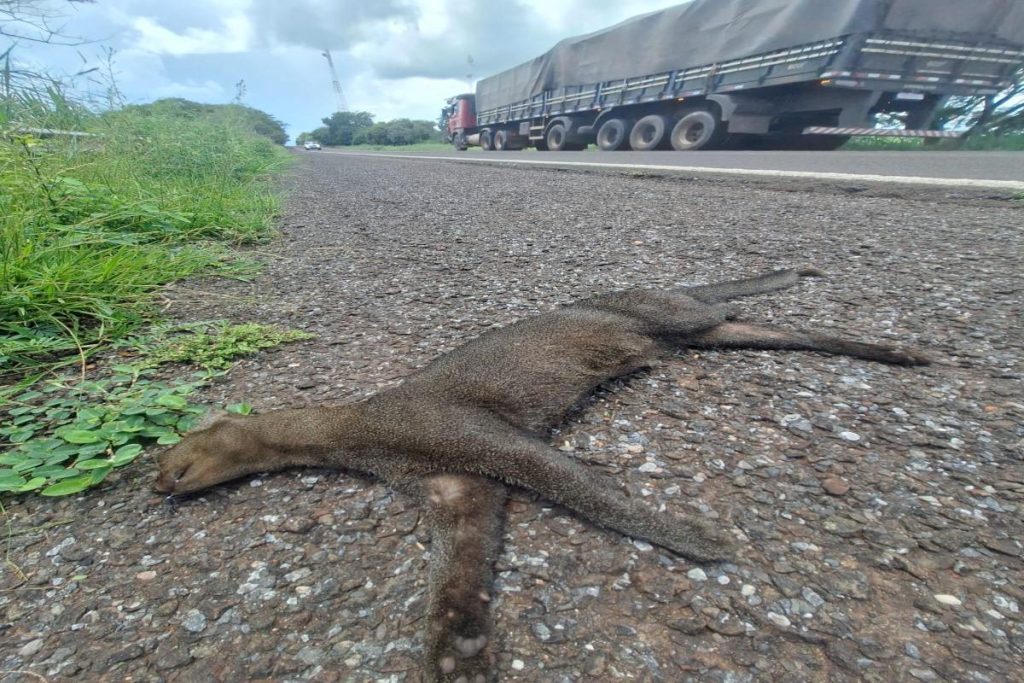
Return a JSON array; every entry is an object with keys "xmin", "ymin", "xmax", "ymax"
[
  {"xmin": 129, "ymin": 14, "xmax": 254, "ymax": 55},
  {"xmin": 247, "ymin": 0, "xmax": 420, "ymax": 51}
]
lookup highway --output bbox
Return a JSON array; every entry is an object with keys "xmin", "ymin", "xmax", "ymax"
[{"xmin": 327, "ymin": 149, "xmax": 1024, "ymax": 191}]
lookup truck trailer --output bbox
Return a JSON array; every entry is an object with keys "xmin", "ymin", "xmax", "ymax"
[{"xmin": 441, "ymin": 0, "xmax": 1024, "ymax": 152}]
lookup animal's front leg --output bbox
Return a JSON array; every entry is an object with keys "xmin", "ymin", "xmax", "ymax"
[{"xmin": 414, "ymin": 473, "xmax": 507, "ymax": 683}]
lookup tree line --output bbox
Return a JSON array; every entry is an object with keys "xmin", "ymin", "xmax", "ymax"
[{"xmin": 296, "ymin": 112, "xmax": 442, "ymax": 147}]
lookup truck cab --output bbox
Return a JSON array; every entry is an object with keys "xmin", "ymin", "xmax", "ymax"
[{"xmin": 441, "ymin": 94, "xmax": 476, "ymax": 150}]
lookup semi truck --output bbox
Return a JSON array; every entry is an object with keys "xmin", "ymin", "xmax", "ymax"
[{"xmin": 441, "ymin": 0, "xmax": 1024, "ymax": 151}]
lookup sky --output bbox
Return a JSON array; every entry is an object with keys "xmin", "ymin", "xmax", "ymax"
[{"xmin": 8, "ymin": 0, "xmax": 685, "ymax": 142}]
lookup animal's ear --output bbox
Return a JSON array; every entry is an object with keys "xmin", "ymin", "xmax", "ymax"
[{"xmin": 192, "ymin": 407, "xmax": 234, "ymax": 432}]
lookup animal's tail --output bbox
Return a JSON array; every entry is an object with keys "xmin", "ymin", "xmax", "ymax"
[{"xmin": 681, "ymin": 267, "xmax": 823, "ymax": 303}]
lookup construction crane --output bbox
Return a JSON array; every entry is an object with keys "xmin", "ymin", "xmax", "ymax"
[{"xmin": 321, "ymin": 49, "xmax": 348, "ymax": 113}]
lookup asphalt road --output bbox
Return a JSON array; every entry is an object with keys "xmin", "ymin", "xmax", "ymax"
[
  {"xmin": 328, "ymin": 149, "xmax": 1024, "ymax": 190},
  {"xmin": 4, "ymin": 152, "xmax": 1022, "ymax": 682}
]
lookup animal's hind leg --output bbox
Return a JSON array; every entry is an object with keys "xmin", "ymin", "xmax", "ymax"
[
  {"xmin": 405, "ymin": 473, "xmax": 506, "ymax": 683},
  {"xmin": 681, "ymin": 267, "xmax": 823, "ymax": 303},
  {"xmin": 688, "ymin": 322, "xmax": 931, "ymax": 366}
]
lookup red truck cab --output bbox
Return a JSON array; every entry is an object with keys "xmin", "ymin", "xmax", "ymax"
[{"xmin": 441, "ymin": 94, "xmax": 476, "ymax": 150}]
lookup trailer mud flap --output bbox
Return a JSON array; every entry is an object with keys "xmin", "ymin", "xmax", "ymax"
[{"xmin": 803, "ymin": 126, "xmax": 962, "ymax": 138}]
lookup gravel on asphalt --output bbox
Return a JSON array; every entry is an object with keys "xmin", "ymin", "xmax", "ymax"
[{"xmin": 2, "ymin": 152, "xmax": 1022, "ymax": 682}]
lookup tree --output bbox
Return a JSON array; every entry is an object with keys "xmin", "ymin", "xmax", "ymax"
[
  {"xmin": 1, "ymin": 0, "xmax": 95, "ymax": 46},
  {"xmin": 318, "ymin": 111, "xmax": 374, "ymax": 145},
  {"xmin": 937, "ymin": 66, "xmax": 1024, "ymax": 143}
]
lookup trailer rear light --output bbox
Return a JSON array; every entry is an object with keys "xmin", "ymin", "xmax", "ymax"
[{"xmin": 820, "ymin": 79, "xmax": 833, "ymax": 85}]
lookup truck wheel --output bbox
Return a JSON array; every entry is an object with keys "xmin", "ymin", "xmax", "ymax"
[
  {"xmin": 596, "ymin": 118, "xmax": 632, "ymax": 151},
  {"xmin": 629, "ymin": 115, "xmax": 671, "ymax": 151},
  {"xmin": 670, "ymin": 110, "xmax": 723, "ymax": 151},
  {"xmin": 480, "ymin": 129, "xmax": 494, "ymax": 151},
  {"xmin": 546, "ymin": 122, "xmax": 569, "ymax": 151},
  {"xmin": 494, "ymin": 129, "xmax": 510, "ymax": 151}
]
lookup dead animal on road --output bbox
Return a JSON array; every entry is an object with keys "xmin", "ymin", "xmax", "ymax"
[{"xmin": 155, "ymin": 267, "xmax": 930, "ymax": 682}]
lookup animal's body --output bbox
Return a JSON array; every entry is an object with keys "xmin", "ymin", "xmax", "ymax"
[{"xmin": 155, "ymin": 268, "xmax": 930, "ymax": 682}]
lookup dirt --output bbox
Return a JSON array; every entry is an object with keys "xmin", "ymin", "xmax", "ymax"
[{"xmin": 2, "ymin": 152, "xmax": 1022, "ymax": 682}]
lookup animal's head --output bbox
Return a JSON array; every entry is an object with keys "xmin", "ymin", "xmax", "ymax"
[{"xmin": 153, "ymin": 409, "xmax": 271, "ymax": 496}]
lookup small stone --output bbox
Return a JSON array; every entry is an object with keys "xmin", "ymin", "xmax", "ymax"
[
  {"xmin": 182, "ymin": 608, "xmax": 207, "ymax": 633},
  {"xmin": 909, "ymin": 669, "xmax": 938, "ymax": 681},
  {"xmin": 823, "ymin": 478, "xmax": 851, "ymax": 496},
  {"xmin": 707, "ymin": 615, "xmax": 745, "ymax": 636},
  {"xmin": 135, "ymin": 570, "xmax": 157, "ymax": 581},
  {"xmin": 933, "ymin": 594, "xmax": 962, "ymax": 607},
  {"xmin": 839, "ymin": 431, "xmax": 861, "ymax": 442},
  {"xmin": 802, "ymin": 587, "xmax": 826, "ymax": 607},
  {"xmin": 296, "ymin": 646, "xmax": 324, "ymax": 666},
  {"xmin": 687, "ymin": 568, "xmax": 707, "ymax": 581},
  {"xmin": 982, "ymin": 538, "xmax": 1021, "ymax": 557},
  {"xmin": 511, "ymin": 659, "xmax": 525, "ymax": 671},
  {"xmin": 667, "ymin": 618, "xmax": 707, "ymax": 635},
  {"xmin": 280, "ymin": 517, "xmax": 316, "ymax": 534},
  {"xmin": 18, "ymin": 638, "xmax": 45, "ymax": 657},
  {"xmin": 108, "ymin": 644, "xmax": 144, "ymax": 665},
  {"xmin": 766, "ymin": 613, "xmax": 791, "ymax": 628},
  {"xmin": 741, "ymin": 584, "xmax": 756, "ymax": 597}
]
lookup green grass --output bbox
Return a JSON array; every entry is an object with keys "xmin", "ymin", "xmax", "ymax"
[
  {"xmin": 0, "ymin": 56, "xmax": 299, "ymax": 498},
  {"xmin": 1, "ymin": 99, "xmax": 291, "ymax": 379}
]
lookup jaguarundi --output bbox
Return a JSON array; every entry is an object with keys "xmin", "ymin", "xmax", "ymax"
[{"xmin": 155, "ymin": 267, "xmax": 930, "ymax": 682}]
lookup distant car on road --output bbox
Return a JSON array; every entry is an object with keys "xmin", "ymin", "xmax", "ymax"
[{"xmin": 303, "ymin": 141, "xmax": 322, "ymax": 150}]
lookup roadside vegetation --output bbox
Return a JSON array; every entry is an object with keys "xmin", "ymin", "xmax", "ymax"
[
  {"xmin": 1, "ymin": 15, "xmax": 305, "ymax": 496},
  {"xmin": 296, "ymin": 111, "xmax": 442, "ymax": 147}
]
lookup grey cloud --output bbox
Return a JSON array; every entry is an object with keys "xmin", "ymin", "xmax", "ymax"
[
  {"xmin": 369, "ymin": 0, "xmax": 564, "ymax": 80},
  {"xmin": 248, "ymin": 0, "xmax": 419, "ymax": 50}
]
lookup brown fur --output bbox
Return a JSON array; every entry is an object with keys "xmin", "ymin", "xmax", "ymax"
[{"xmin": 154, "ymin": 268, "xmax": 930, "ymax": 681}]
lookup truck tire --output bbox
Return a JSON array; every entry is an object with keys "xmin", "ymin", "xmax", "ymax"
[
  {"xmin": 480, "ymin": 129, "xmax": 494, "ymax": 151},
  {"xmin": 494, "ymin": 129, "xmax": 511, "ymax": 151},
  {"xmin": 596, "ymin": 118, "xmax": 632, "ymax": 151},
  {"xmin": 545, "ymin": 122, "xmax": 569, "ymax": 151},
  {"xmin": 629, "ymin": 115, "xmax": 671, "ymax": 151},
  {"xmin": 670, "ymin": 110, "xmax": 723, "ymax": 151}
]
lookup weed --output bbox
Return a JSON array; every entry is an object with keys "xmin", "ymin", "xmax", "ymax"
[{"xmin": 121, "ymin": 320, "xmax": 315, "ymax": 370}]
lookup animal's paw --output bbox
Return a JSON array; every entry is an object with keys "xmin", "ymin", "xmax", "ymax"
[{"xmin": 428, "ymin": 631, "xmax": 493, "ymax": 683}]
